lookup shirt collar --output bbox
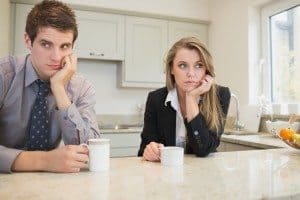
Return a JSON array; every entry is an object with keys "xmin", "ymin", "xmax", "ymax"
[
  {"xmin": 165, "ymin": 88, "xmax": 180, "ymax": 112},
  {"xmin": 25, "ymin": 55, "xmax": 39, "ymax": 87},
  {"xmin": 164, "ymin": 86, "xmax": 204, "ymax": 108}
]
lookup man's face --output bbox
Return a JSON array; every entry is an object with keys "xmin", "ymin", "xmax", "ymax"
[{"xmin": 25, "ymin": 27, "xmax": 74, "ymax": 81}]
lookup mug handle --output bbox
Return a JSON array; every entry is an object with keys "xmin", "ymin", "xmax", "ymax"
[
  {"xmin": 80, "ymin": 143, "xmax": 89, "ymax": 164},
  {"xmin": 80, "ymin": 143, "xmax": 89, "ymax": 149}
]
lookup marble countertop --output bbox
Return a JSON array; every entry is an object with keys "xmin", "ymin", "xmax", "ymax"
[
  {"xmin": 1, "ymin": 150, "xmax": 300, "ymax": 199},
  {"xmin": 221, "ymin": 132, "xmax": 290, "ymax": 149}
]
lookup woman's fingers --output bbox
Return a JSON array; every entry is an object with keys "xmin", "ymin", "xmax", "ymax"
[{"xmin": 143, "ymin": 142, "xmax": 161, "ymax": 161}]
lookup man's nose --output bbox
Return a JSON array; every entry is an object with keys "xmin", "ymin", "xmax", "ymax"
[{"xmin": 50, "ymin": 48, "xmax": 62, "ymax": 61}]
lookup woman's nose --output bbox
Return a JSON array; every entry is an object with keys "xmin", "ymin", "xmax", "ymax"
[{"xmin": 187, "ymin": 67, "xmax": 195, "ymax": 77}]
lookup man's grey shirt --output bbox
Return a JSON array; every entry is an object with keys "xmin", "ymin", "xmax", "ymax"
[{"xmin": 0, "ymin": 55, "xmax": 100, "ymax": 173}]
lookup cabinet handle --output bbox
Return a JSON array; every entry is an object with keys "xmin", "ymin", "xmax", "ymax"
[{"xmin": 89, "ymin": 52, "xmax": 104, "ymax": 57}]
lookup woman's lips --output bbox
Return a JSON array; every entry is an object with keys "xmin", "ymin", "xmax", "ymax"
[
  {"xmin": 185, "ymin": 81, "xmax": 198, "ymax": 85},
  {"xmin": 184, "ymin": 81, "xmax": 200, "ymax": 88}
]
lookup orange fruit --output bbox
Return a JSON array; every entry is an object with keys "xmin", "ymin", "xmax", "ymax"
[{"xmin": 279, "ymin": 128, "xmax": 295, "ymax": 141}]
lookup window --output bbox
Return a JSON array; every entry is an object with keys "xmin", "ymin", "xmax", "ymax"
[
  {"xmin": 269, "ymin": 5, "xmax": 300, "ymax": 103},
  {"xmin": 261, "ymin": 1, "xmax": 300, "ymax": 104}
]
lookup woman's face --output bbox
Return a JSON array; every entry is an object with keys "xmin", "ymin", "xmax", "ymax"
[{"xmin": 171, "ymin": 48, "xmax": 206, "ymax": 93}]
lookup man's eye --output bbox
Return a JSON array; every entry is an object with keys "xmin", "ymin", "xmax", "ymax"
[
  {"xmin": 62, "ymin": 44, "xmax": 71, "ymax": 49},
  {"xmin": 41, "ymin": 42, "xmax": 50, "ymax": 48}
]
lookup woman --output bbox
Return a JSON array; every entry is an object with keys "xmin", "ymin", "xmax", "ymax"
[{"xmin": 138, "ymin": 37, "xmax": 231, "ymax": 161}]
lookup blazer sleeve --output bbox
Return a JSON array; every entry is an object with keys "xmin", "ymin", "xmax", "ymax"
[
  {"xmin": 138, "ymin": 92, "xmax": 159, "ymax": 156},
  {"xmin": 185, "ymin": 86, "xmax": 231, "ymax": 157}
]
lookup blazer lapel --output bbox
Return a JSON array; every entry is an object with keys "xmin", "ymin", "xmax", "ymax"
[{"xmin": 161, "ymin": 103, "xmax": 176, "ymax": 146}]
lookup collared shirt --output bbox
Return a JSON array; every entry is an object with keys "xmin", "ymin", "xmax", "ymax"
[
  {"xmin": 164, "ymin": 88, "xmax": 186, "ymax": 147},
  {"xmin": 0, "ymin": 55, "xmax": 100, "ymax": 173}
]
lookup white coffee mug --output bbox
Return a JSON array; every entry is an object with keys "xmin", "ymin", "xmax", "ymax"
[
  {"xmin": 83, "ymin": 138, "xmax": 110, "ymax": 172},
  {"xmin": 160, "ymin": 146, "xmax": 184, "ymax": 166}
]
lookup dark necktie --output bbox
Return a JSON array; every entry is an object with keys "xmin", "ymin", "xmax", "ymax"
[{"xmin": 26, "ymin": 79, "xmax": 50, "ymax": 151}]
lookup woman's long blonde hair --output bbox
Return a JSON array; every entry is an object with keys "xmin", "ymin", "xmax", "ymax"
[{"xmin": 165, "ymin": 37, "xmax": 224, "ymax": 134}]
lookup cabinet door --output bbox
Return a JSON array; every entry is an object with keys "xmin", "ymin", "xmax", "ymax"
[
  {"xmin": 168, "ymin": 21, "xmax": 208, "ymax": 48},
  {"xmin": 121, "ymin": 16, "xmax": 168, "ymax": 88},
  {"xmin": 13, "ymin": 4, "xmax": 32, "ymax": 55},
  {"xmin": 101, "ymin": 133, "xmax": 141, "ymax": 157},
  {"xmin": 75, "ymin": 10, "xmax": 124, "ymax": 60}
]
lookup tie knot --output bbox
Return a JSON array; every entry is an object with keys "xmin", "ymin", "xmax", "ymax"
[{"xmin": 35, "ymin": 79, "xmax": 50, "ymax": 97}]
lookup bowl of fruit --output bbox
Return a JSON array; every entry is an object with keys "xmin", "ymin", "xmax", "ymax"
[
  {"xmin": 278, "ymin": 127, "xmax": 300, "ymax": 149},
  {"xmin": 266, "ymin": 120, "xmax": 299, "ymax": 137}
]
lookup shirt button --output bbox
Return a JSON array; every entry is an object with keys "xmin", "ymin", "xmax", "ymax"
[{"xmin": 194, "ymin": 130, "xmax": 199, "ymax": 136}]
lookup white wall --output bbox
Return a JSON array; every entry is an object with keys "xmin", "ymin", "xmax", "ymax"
[
  {"xmin": 0, "ymin": 0, "xmax": 10, "ymax": 57},
  {"xmin": 208, "ymin": 0, "xmax": 250, "ymax": 106},
  {"xmin": 208, "ymin": 0, "xmax": 275, "ymax": 109},
  {"xmin": 207, "ymin": 0, "xmax": 283, "ymax": 131},
  {"xmin": 62, "ymin": 0, "xmax": 209, "ymax": 21}
]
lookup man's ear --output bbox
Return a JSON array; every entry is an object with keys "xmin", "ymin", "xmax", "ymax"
[{"xmin": 24, "ymin": 33, "xmax": 32, "ymax": 51}]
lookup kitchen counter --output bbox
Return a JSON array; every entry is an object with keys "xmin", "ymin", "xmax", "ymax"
[
  {"xmin": 101, "ymin": 127, "xmax": 287, "ymax": 149},
  {"xmin": 1, "ymin": 149, "xmax": 300, "ymax": 199},
  {"xmin": 221, "ymin": 133, "xmax": 289, "ymax": 149}
]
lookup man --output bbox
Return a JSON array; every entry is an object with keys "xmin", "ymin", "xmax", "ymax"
[{"xmin": 0, "ymin": 0, "xmax": 100, "ymax": 173}]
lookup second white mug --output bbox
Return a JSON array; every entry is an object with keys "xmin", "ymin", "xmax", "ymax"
[{"xmin": 160, "ymin": 146, "xmax": 184, "ymax": 166}]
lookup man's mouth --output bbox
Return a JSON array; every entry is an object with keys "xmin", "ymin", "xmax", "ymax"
[{"xmin": 48, "ymin": 64, "xmax": 61, "ymax": 70}]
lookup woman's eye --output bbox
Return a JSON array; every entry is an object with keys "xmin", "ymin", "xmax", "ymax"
[
  {"xmin": 195, "ymin": 63, "xmax": 204, "ymax": 69},
  {"xmin": 178, "ymin": 63, "xmax": 186, "ymax": 69}
]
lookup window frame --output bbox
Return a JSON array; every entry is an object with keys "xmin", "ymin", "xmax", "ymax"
[{"xmin": 261, "ymin": 0, "xmax": 300, "ymax": 104}]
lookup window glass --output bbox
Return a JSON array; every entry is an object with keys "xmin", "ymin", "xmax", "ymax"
[{"xmin": 269, "ymin": 5, "xmax": 300, "ymax": 103}]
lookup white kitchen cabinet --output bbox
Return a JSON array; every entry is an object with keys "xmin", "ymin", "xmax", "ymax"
[
  {"xmin": 120, "ymin": 16, "xmax": 168, "ymax": 88},
  {"xmin": 120, "ymin": 17, "xmax": 209, "ymax": 88},
  {"xmin": 101, "ymin": 133, "xmax": 141, "ymax": 157},
  {"xmin": 168, "ymin": 21, "xmax": 208, "ymax": 48},
  {"xmin": 13, "ymin": 3, "xmax": 32, "ymax": 55},
  {"xmin": 217, "ymin": 141, "xmax": 261, "ymax": 152},
  {"xmin": 75, "ymin": 10, "xmax": 124, "ymax": 61}
]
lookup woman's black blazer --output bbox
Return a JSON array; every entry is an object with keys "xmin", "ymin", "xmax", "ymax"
[{"xmin": 138, "ymin": 85, "xmax": 231, "ymax": 157}]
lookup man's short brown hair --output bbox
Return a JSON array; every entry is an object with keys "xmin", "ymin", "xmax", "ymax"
[{"xmin": 25, "ymin": 0, "xmax": 78, "ymax": 44}]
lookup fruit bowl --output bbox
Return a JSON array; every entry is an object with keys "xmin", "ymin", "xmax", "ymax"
[
  {"xmin": 281, "ymin": 139, "xmax": 300, "ymax": 149},
  {"xmin": 277, "ymin": 128, "xmax": 300, "ymax": 149},
  {"xmin": 265, "ymin": 120, "xmax": 300, "ymax": 137}
]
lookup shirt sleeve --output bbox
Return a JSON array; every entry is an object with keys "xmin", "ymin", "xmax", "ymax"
[
  {"xmin": 184, "ymin": 86, "xmax": 231, "ymax": 157},
  {"xmin": 138, "ymin": 92, "xmax": 159, "ymax": 156},
  {"xmin": 55, "ymin": 80, "xmax": 101, "ymax": 145},
  {"xmin": 0, "ymin": 146, "xmax": 23, "ymax": 173},
  {"xmin": 0, "ymin": 66, "xmax": 24, "ymax": 173}
]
